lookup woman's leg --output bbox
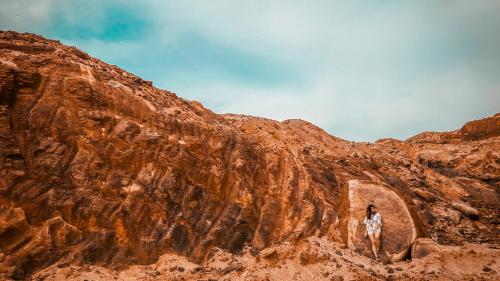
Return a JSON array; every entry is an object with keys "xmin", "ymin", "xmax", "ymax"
[
  {"xmin": 368, "ymin": 232, "xmax": 378, "ymax": 259},
  {"xmin": 374, "ymin": 230, "xmax": 381, "ymax": 254}
]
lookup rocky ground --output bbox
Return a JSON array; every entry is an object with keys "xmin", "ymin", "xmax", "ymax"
[
  {"xmin": 0, "ymin": 31, "xmax": 499, "ymax": 280},
  {"xmin": 32, "ymin": 237, "xmax": 499, "ymax": 281}
]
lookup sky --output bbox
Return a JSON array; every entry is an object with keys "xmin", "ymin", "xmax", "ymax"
[{"xmin": 1, "ymin": 0, "xmax": 499, "ymax": 142}]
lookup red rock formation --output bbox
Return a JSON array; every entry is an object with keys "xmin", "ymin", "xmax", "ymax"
[
  {"xmin": 406, "ymin": 113, "xmax": 500, "ymax": 143},
  {"xmin": 0, "ymin": 31, "xmax": 499, "ymax": 279}
]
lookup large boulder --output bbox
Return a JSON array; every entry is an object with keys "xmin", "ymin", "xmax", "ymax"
[{"xmin": 344, "ymin": 180, "xmax": 417, "ymax": 261}]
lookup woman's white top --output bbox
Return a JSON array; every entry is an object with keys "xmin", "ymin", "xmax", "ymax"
[{"xmin": 364, "ymin": 212, "xmax": 382, "ymax": 233}]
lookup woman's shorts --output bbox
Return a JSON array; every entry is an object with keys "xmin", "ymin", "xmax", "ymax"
[{"xmin": 367, "ymin": 228, "xmax": 381, "ymax": 235}]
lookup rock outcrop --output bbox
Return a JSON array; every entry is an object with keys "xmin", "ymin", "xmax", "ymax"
[
  {"xmin": 0, "ymin": 31, "xmax": 499, "ymax": 279},
  {"xmin": 406, "ymin": 113, "xmax": 500, "ymax": 143}
]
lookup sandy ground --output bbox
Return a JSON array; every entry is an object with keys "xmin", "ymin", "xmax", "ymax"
[{"xmin": 30, "ymin": 237, "xmax": 499, "ymax": 281}]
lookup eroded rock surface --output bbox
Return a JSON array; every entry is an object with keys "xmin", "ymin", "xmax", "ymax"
[{"xmin": 0, "ymin": 31, "xmax": 499, "ymax": 279}]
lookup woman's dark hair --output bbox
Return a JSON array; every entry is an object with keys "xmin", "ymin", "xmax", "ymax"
[{"xmin": 366, "ymin": 204, "xmax": 375, "ymax": 220}]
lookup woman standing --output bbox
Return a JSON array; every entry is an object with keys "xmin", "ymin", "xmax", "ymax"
[{"xmin": 364, "ymin": 204, "xmax": 382, "ymax": 261}]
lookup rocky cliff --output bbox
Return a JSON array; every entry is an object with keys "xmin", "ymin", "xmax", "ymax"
[{"xmin": 0, "ymin": 31, "xmax": 498, "ymax": 280}]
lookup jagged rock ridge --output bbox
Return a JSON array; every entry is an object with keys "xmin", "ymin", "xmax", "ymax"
[{"xmin": 0, "ymin": 31, "xmax": 498, "ymax": 279}]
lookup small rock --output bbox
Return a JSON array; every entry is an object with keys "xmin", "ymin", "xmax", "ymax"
[
  {"xmin": 330, "ymin": 275, "xmax": 344, "ymax": 281},
  {"xmin": 422, "ymin": 210, "xmax": 436, "ymax": 225},
  {"xmin": 259, "ymin": 247, "xmax": 277, "ymax": 258},
  {"xmin": 387, "ymin": 268, "xmax": 394, "ymax": 274},
  {"xmin": 192, "ymin": 266, "xmax": 202, "ymax": 272},
  {"xmin": 414, "ymin": 189, "xmax": 434, "ymax": 202},
  {"xmin": 451, "ymin": 201, "xmax": 479, "ymax": 219},
  {"xmin": 411, "ymin": 238, "xmax": 441, "ymax": 259},
  {"xmin": 299, "ymin": 252, "xmax": 311, "ymax": 265},
  {"xmin": 221, "ymin": 263, "xmax": 243, "ymax": 275},
  {"xmin": 169, "ymin": 266, "xmax": 184, "ymax": 272},
  {"xmin": 69, "ymin": 46, "xmax": 91, "ymax": 60},
  {"xmin": 11, "ymin": 267, "xmax": 24, "ymax": 280},
  {"xmin": 382, "ymin": 259, "xmax": 392, "ymax": 265},
  {"xmin": 447, "ymin": 210, "xmax": 461, "ymax": 225},
  {"xmin": 286, "ymin": 231, "xmax": 303, "ymax": 243},
  {"xmin": 482, "ymin": 266, "xmax": 492, "ymax": 272}
]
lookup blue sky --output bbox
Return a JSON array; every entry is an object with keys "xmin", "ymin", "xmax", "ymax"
[{"xmin": 1, "ymin": 0, "xmax": 499, "ymax": 142}]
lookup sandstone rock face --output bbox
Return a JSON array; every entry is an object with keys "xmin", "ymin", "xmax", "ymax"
[
  {"xmin": 0, "ymin": 31, "xmax": 345, "ymax": 276},
  {"xmin": 0, "ymin": 31, "xmax": 499, "ymax": 278},
  {"xmin": 344, "ymin": 180, "xmax": 417, "ymax": 261}
]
